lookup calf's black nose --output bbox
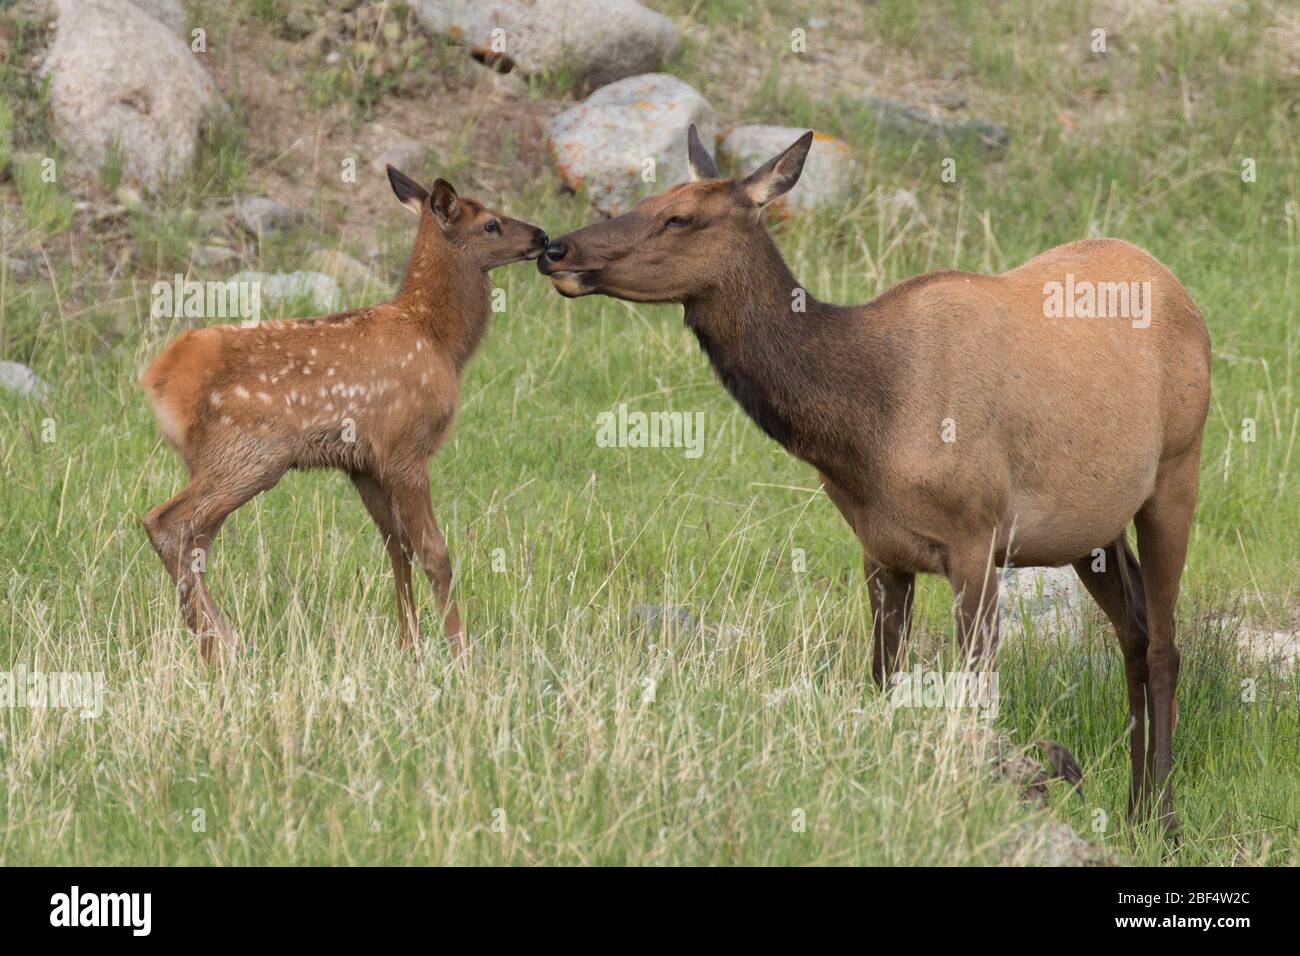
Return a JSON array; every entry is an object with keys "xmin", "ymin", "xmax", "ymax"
[
  {"xmin": 542, "ymin": 240, "xmax": 568, "ymax": 264},
  {"xmin": 533, "ymin": 228, "xmax": 548, "ymax": 247}
]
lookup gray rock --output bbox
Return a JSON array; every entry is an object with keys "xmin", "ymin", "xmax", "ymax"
[
  {"xmin": 0, "ymin": 361, "xmax": 52, "ymax": 399},
  {"xmin": 237, "ymin": 196, "xmax": 308, "ymax": 237},
  {"xmin": 862, "ymin": 95, "xmax": 1008, "ymax": 155},
  {"xmin": 413, "ymin": 0, "xmax": 678, "ymax": 88},
  {"xmin": 307, "ymin": 249, "xmax": 377, "ymax": 289},
  {"xmin": 194, "ymin": 245, "xmax": 241, "ymax": 268},
  {"xmin": 229, "ymin": 271, "xmax": 341, "ymax": 314},
  {"xmin": 369, "ymin": 129, "xmax": 425, "ymax": 176},
  {"xmin": 41, "ymin": 0, "xmax": 222, "ymax": 191},
  {"xmin": 2, "ymin": 256, "xmax": 33, "ymax": 277},
  {"xmin": 128, "ymin": 0, "xmax": 185, "ymax": 33},
  {"xmin": 718, "ymin": 125, "xmax": 861, "ymax": 214},
  {"xmin": 999, "ymin": 566, "xmax": 1082, "ymax": 636},
  {"xmin": 629, "ymin": 603, "xmax": 698, "ymax": 637},
  {"xmin": 545, "ymin": 73, "xmax": 715, "ymax": 216}
]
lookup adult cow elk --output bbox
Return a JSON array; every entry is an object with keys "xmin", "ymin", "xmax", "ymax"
[
  {"xmin": 538, "ymin": 126, "xmax": 1210, "ymax": 835},
  {"xmin": 141, "ymin": 167, "xmax": 548, "ymax": 663}
]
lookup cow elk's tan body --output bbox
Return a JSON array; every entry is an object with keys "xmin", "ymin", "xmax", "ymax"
[
  {"xmin": 141, "ymin": 168, "xmax": 547, "ymax": 662},
  {"xmin": 539, "ymin": 127, "xmax": 1211, "ymax": 835}
]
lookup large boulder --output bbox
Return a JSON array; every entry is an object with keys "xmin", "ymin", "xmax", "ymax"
[
  {"xmin": 40, "ymin": 0, "xmax": 222, "ymax": 192},
  {"xmin": 128, "ymin": 0, "xmax": 185, "ymax": 33},
  {"xmin": 545, "ymin": 73, "xmax": 715, "ymax": 216},
  {"xmin": 413, "ymin": 0, "xmax": 678, "ymax": 88},
  {"xmin": 718, "ymin": 125, "xmax": 861, "ymax": 214}
]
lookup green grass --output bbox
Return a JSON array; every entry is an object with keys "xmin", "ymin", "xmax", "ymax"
[{"xmin": 0, "ymin": 0, "xmax": 1297, "ymax": 865}]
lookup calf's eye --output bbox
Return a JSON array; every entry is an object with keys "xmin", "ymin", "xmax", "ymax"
[{"xmin": 485, "ymin": 220, "xmax": 500, "ymax": 234}]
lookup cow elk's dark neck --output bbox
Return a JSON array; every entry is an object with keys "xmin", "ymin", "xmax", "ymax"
[{"xmin": 683, "ymin": 227, "xmax": 885, "ymax": 469}]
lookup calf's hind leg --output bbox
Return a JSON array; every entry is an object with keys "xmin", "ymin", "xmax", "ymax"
[{"xmin": 144, "ymin": 460, "xmax": 286, "ymax": 663}]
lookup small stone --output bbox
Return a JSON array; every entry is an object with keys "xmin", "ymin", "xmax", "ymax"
[
  {"xmin": 629, "ymin": 603, "xmax": 698, "ymax": 637},
  {"xmin": 0, "ymin": 361, "xmax": 52, "ymax": 399},
  {"xmin": 194, "ymin": 245, "xmax": 241, "ymax": 267},
  {"xmin": 236, "ymin": 196, "xmax": 308, "ymax": 237},
  {"xmin": 862, "ymin": 95, "xmax": 1008, "ymax": 155},
  {"xmin": 307, "ymin": 249, "xmax": 377, "ymax": 288},
  {"xmin": 229, "ymin": 270, "xmax": 340, "ymax": 313}
]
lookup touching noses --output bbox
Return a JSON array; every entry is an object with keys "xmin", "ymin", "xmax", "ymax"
[
  {"xmin": 541, "ymin": 239, "xmax": 569, "ymax": 266},
  {"xmin": 532, "ymin": 227, "xmax": 549, "ymax": 248}
]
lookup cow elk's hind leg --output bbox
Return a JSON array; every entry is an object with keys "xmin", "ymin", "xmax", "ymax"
[
  {"xmin": 389, "ymin": 477, "xmax": 464, "ymax": 655},
  {"xmin": 1072, "ymin": 537, "xmax": 1150, "ymax": 818},
  {"xmin": 351, "ymin": 473, "xmax": 422, "ymax": 649},
  {"xmin": 1133, "ymin": 451, "xmax": 1200, "ymax": 839},
  {"xmin": 867, "ymin": 562, "xmax": 915, "ymax": 685}
]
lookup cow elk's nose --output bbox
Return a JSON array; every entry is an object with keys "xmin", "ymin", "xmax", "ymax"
[
  {"xmin": 542, "ymin": 240, "xmax": 568, "ymax": 264},
  {"xmin": 533, "ymin": 228, "xmax": 548, "ymax": 247}
]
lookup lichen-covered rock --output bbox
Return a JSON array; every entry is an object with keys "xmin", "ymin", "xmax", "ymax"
[
  {"xmin": 413, "ymin": 0, "xmax": 678, "ymax": 88},
  {"xmin": 40, "ymin": 0, "xmax": 221, "ymax": 192},
  {"xmin": 718, "ymin": 125, "xmax": 861, "ymax": 214},
  {"xmin": 545, "ymin": 73, "xmax": 715, "ymax": 215}
]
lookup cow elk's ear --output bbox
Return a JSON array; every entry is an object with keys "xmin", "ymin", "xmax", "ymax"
[
  {"xmin": 740, "ymin": 131, "xmax": 814, "ymax": 207},
  {"xmin": 387, "ymin": 165, "xmax": 429, "ymax": 216},
  {"xmin": 431, "ymin": 179, "xmax": 460, "ymax": 227},
  {"xmin": 686, "ymin": 123, "xmax": 720, "ymax": 180}
]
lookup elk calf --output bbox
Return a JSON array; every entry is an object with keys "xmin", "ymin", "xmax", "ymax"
[{"xmin": 141, "ymin": 168, "xmax": 547, "ymax": 661}]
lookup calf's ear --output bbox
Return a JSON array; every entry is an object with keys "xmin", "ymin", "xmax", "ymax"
[
  {"xmin": 431, "ymin": 179, "xmax": 461, "ymax": 226},
  {"xmin": 387, "ymin": 165, "xmax": 429, "ymax": 216}
]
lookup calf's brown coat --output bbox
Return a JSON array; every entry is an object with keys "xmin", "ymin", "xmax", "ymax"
[{"xmin": 141, "ymin": 168, "xmax": 547, "ymax": 662}]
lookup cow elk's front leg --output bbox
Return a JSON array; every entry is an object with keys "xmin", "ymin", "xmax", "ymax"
[
  {"xmin": 945, "ymin": 544, "xmax": 1000, "ymax": 666},
  {"xmin": 866, "ymin": 562, "xmax": 915, "ymax": 685}
]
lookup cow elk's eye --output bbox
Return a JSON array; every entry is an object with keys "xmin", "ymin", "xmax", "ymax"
[
  {"xmin": 666, "ymin": 215, "xmax": 692, "ymax": 227},
  {"xmin": 485, "ymin": 219, "xmax": 500, "ymax": 234}
]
